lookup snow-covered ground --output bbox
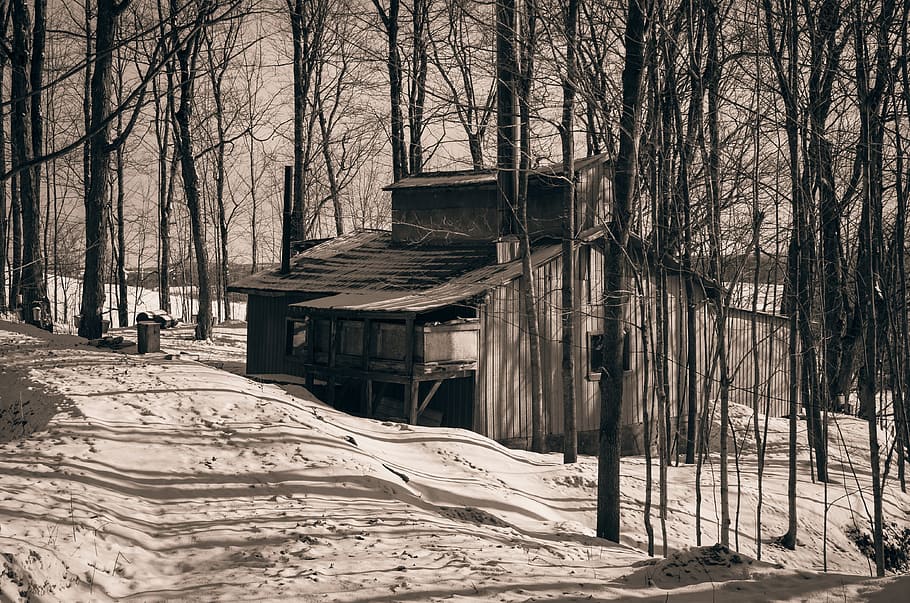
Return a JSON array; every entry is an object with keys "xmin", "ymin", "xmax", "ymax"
[{"xmin": 1, "ymin": 320, "xmax": 909, "ymax": 601}]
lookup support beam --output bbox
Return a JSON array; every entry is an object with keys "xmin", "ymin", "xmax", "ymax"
[
  {"xmin": 361, "ymin": 318, "xmax": 373, "ymax": 416},
  {"xmin": 417, "ymin": 379, "xmax": 443, "ymax": 417},
  {"xmin": 362, "ymin": 379, "xmax": 373, "ymax": 417},
  {"xmin": 408, "ymin": 380, "xmax": 419, "ymax": 424}
]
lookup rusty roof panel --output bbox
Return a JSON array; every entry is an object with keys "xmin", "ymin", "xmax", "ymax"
[
  {"xmin": 229, "ymin": 230, "xmax": 498, "ymax": 295},
  {"xmin": 287, "ymin": 242, "xmax": 563, "ymax": 314}
]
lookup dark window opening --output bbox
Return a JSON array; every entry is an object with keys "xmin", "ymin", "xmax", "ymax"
[
  {"xmin": 286, "ymin": 319, "xmax": 308, "ymax": 357},
  {"xmin": 589, "ymin": 332, "xmax": 604, "ymax": 377},
  {"xmin": 588, "ymin": 329, "xmax": 632, "ymax": 379}
]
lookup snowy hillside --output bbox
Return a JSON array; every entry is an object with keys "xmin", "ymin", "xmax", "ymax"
[
  {"xmin": 34, "ymin": 275, "xmax": 246, "ymax": 332},
  {"xmin": 1, "ymin": 321, "xmax": 908, "ymax": 601}
]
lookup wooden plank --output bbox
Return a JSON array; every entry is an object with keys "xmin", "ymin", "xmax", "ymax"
[
  {"xmin": 407, "ymin": 380, "xmax": 419, "ymax": 424},
  {"xmin": 362, "ymin": 380, "xmax": 373, "ymax": 417},
  {"xmin": 417, "ymin": 380, "xmax": 443, "ymax": 417}
]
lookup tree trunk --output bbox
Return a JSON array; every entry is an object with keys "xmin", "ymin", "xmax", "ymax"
[
  {"xmin": 597, "ymin": 0, "xmax": 649, "ymax": 542},
  {"xmin": 561, "ymin": 0, "xmax": 579, "ymax": 464},
  {"xmin": 704, "ymin": 0, "xmax": 731, "ymax": 547},
  {"xmin": 317, "ymin": 104, "xmax": 345, "ymax": 236},
  {"xmin": 516, "ymin": 0, "xmax": 545, "ymax": 454},
  {"xmin": 79, "ymin": 0, "xmax": 125, "ymax": 339},
  {"xmin": 0, "ymin": 53, "xmax": 7, "ymax": 310},
  {"xmin": 171, "ymin": 0, "xmax": 213, "ymax": 341},
  {"xmin": 11, "ymin": 0, "xmax": 45, "ymax": 325},
  {"xmin": 10, "ymin": 174, "xmax": 21, "ymax": 309},
  {"xmin": 154, "ymin": 61, "xmax": 174, "ymax": 312},
  {"xmin": 373, "ymin": 0, "xmax": 408, "ymax": 181},
  {"xmin": 210, "ymin": 64, "xmax": 231, "ymax": 322},
  {"xmin": 407, "ymin": 0, "xmax": 428, "ymax": 175},
  {"xmin": 114, "ymin": 71, "xmax": 128, "ymax": 328},
  {"xmin": 852, "ymin": 0, "xmax": 894, "ymax": 575}
]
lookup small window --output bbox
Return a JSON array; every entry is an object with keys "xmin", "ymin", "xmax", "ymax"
[
  {"xmin": 312, "ymin": 319, "xmax": 331, "ymax": 364},
  {"xmin": 589, "ymin": 332, "xmax": 604, "ymax": 376},
  {"xmin": 588, "ymin": 329, "xmax": 631, "ymax": 378},
  {"xmin": 286, "ymin": 319, "xmax": 308, "ymax": 357}
]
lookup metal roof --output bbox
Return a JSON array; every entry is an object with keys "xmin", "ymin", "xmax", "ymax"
[
  {"xmin": 229, "ymin": 230, "xmax": 497, "ymax": 296},
  {"xmin": 384, "ymin": 154, "xmax": 610, "ymax": 191},
  {"xmin": 287, "ymin": 242, "xmax": 563, "ymax": 314}
]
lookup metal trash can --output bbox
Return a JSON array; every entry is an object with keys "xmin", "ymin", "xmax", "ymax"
[{"xmin": 137, "ymin": 321, "xmax": 161, "ymax": 354}]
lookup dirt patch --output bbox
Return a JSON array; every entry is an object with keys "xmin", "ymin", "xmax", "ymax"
[{"xmin": 0, "ymin": 321, "xmax": 83, "ymax": 443}]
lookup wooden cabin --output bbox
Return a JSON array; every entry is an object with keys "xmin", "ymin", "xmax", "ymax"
[{"xmin": 229, "ymin": 155, "xmax": 791, "ymax": 454}]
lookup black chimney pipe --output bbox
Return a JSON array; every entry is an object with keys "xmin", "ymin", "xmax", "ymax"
[{"xmin": 280, "ymin": 165, "xmax": 292, "ymax": 274}]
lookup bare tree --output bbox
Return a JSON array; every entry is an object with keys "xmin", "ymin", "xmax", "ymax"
[
  {"xmin": 169, "ymin": 0, "xmax": 216, "ymax": 340},
  {"xmin": 11, "ymin": 0, "xmax": 47, "ymax": 326},
  {"xmin": 427, "ymin": 0, "xmax": 495, "ymax": 170},
  {"xmin": 560, "ymin": 0, "xmax": 579, "ymax": 463},
  {"xmin": 203, "ymin": 7, "xmax": 244, "ymax": 321},
  {"xmin": 0, "ymin": 3, "xmax": 8, "ymax": 311},
  {"xmin": 853, "ymin": 0, "xmax": 897, "ymax": 577},
  {"xmin": 78, "ymin": 0, "xmax": 132, "ymax": 338},
  {"xmin": 597, "ymin": 0, "xmax": 651, "ymax": 542}
]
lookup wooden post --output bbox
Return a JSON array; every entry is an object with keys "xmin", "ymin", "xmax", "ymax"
[
  {"xmin": 280, "ymin": 166, "xmax": 292, "ymax": 274},
  {"xmin": 327, "ymin": 316, "xmax": 338, "ymax": 406},
  {"xmin": 362, "ymin": 318, "xmax": 373, "ymax": 416},
  {"xmin": 405, "ymin": 317, "xmax": 416, "ymax": 423},
  {"xmin": 363, "ymin": 380, "xmax": 373, "ymax": 417},
  {"xmin": 408, "ymin": 380, "xmax": 419, "ymax": 425},
  {"xmin": 305, "ymin": 316, "xmax": 314, "ymax": 387}
]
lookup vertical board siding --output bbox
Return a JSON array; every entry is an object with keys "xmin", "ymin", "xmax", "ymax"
[
  {"xmin": 471, "ymin": 243, "xmax": 792, "ymax": 446},
  {"xmin": 247, "ymin": 294, "xmax": 291, "ymax": 375}
]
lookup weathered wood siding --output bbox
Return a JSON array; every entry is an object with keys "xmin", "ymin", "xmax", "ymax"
[
  {"xmin": 475, "ymin": 245, "xmax": 791, "ymax": 448},
  {"xmin": 724, "ymin": 308, "xmax": 791, "ymax": 418},
  {"xmin": 246, "ymin": 293, "xmax": 315, "ymax": 376}
]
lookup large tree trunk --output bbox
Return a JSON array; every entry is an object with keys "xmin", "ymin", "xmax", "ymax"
[
  {"xmin": 153, "ymin": 60, "xmax": 175, "ymax": 312},
  {"xmin": 11, "ymin": 0, "xmax": 45, "ymax": 326},
  {"xmin": 853, "ymin": 0, "xmax": 895, "ymax": 575},
  {"xmin": 561, "ymin": 0, "xmax": 579, "ymax": 464},
  {"xmin": 79, "ymin": 0, "xmax": 126, "ymax": 339},
  {"xmin": 516, "ymin": 0, "xmax": 545, "ymax": 453},
  {"xmin": 0, "ymin": 53, "xmax": 7, "ymax": 310},
  {"xmin": 114, "ymin": 59, "xmax": 128, "ymax": 329},
  {"xmin": 597, "ymin": 0, "xmax": 650, "ymax": 543},
  {"xmin": 407, "ymin": 0, "xmax": 428, "ymax": 175},
  {"xmin": 10, "ymin": 175, "xmax": 21, "ymax": 309}
]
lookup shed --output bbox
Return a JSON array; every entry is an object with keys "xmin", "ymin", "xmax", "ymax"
[{"xmin": 229, "ymin": 155, "xmax": 792, "ymax": 453}]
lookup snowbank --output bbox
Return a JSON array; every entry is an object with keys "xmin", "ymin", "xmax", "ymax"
[{"xmin": 0, "ymin": 321, "xmax": 907, "ymax": 601}]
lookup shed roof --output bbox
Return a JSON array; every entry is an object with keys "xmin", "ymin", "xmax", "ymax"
[
  {"xmin": 229, "ymin": 230, "xmax": 498, "ymax": 296},
  {"xmin": 288, "ymin": 242, "xmax": 562, "ymax": 315},
  {"xmin": 384, "ymin": 154, "xmax": 609, "ymax": 191}
]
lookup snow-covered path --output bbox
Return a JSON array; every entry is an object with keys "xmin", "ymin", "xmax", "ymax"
[{"xmin": 0, "ymin": 322, "xmax": 907, "ymax": 601}]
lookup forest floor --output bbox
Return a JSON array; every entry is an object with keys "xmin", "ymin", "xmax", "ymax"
[{"xmin": 1, "ymin": 319, "xmax": 909, "ymax": 601}]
